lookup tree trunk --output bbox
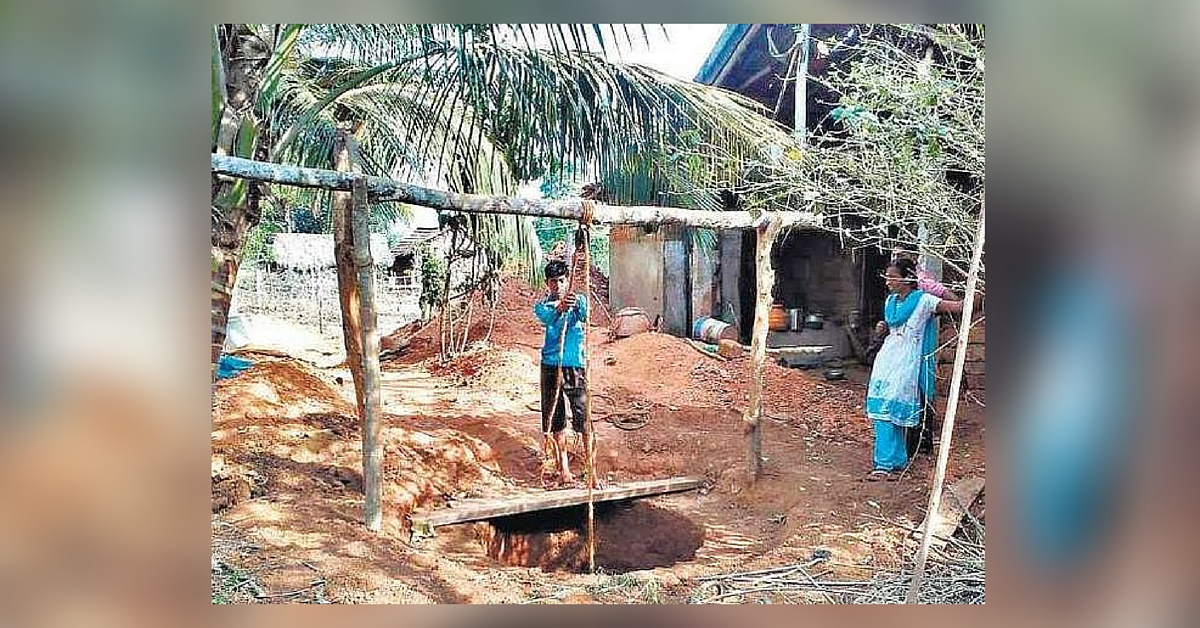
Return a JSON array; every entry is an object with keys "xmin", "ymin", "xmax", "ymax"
[
  {"xmin": 333, "ymin": 132, "xmax": 365, "ymax": 416},
  {"xmin": 212, "ymin": 154, "xmax": 823, "ymax": 231},
  {"xmin": 211, "ymin": 207, "xmax": 258, "ymax": 375},
  {"xmin": 744, "ymin": 216, "xmax": 782, "ymax": 483},
  {"xmin": 907, "ymin": 204, "xmax": 985, "ymax": 603},
  {"xmin": 459, "ymin": 216, "xmax": 478, "ymax": 354},
  {"xmin": 211, "ymin": 24, "xmax": 269, "ymax": 381},
  {"xmin": 352, "ymin": 176, "xmax": 383, "ymax": 533},
  {"xmin": 439, "ymin": 226, "xmax": 459, "ymax": 361}
]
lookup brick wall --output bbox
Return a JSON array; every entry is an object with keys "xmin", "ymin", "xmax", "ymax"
[
  {"xmin": 935, "ymin": 315, "xmax": 985, "ymax": 394},
  {"xmin": 773, "ymin": 232, "xmax": 861, "ymax": 320}
]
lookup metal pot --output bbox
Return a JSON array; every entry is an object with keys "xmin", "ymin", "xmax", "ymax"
[
  {"xmin": 787, "ymin": 308, "xmax": 802, "ymax": 332},
  {"xmin": 804, "ymin": 312, "xmax": 825, "ymax": 330}
]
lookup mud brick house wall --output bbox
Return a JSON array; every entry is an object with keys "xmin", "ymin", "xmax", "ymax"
[
  {"xmin": 936, "ymin": 314, "xmax": 985, "ymax": 394},
  {"xmin": 719, "ymin": 227, "xmax": 891, "ymax": 346},
  {"xmin": 769, "ymin": 229, "xmax": 874, "ymax": 327}
]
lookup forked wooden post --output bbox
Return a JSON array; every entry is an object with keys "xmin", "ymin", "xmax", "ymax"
[
  {"xmin": 332, "ymin": 134, "xmax": 364, "ymax": 415},
  {"xmin": 744, "ymin": 216, "xmax": 782, "ymax": 483},
  {"xmin": 333, "ymin": 130, "xmax": 384, "ymax": 532}
]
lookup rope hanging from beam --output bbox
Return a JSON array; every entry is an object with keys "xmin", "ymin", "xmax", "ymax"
[{"xmin": 580, "ymin": 200, "xmax": 597, "ymax": 574}]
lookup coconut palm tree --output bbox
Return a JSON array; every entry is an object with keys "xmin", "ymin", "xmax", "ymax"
[{"xmin": 211, "ymin": 24, "xmax": 794, "ymax": 376}]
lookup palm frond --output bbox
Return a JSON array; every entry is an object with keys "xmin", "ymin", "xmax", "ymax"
[
  {"xmin": 230, "ymin": 24, "xmax": 804, "ymax": 284},
  {"xmin": 454, "ymin": 40, "xmax": 792, "ymax": 187}
]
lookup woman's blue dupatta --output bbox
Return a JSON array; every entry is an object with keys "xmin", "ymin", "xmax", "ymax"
[{"xmin": 885, "ymin": 289, "xmax": 938, "ymax": 404}]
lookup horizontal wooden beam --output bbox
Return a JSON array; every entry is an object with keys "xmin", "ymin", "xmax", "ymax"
[
  {"xmin": 409, "ymin": 476, "xmax": 705, "ymax": 528},
  {"xmin": 212, "ymin": 154, "xmax": 823, "ymax": 231}
]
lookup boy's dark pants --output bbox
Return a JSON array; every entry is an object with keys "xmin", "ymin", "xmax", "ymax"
[{"xmin": 540, "ymin": 364, "xmax": 587, "ymax": 433}]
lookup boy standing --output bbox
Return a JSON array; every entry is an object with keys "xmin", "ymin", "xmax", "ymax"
[{"xmin": 533, "ymin": 259, "xmax": 589, "ymax": 486}]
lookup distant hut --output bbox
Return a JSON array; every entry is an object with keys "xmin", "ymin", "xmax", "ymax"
[
  {"xmin": 233, "ymin": 232, "xmax": 417, "ymax": 334},
  {"xmin": 271, "ymin": 232, "xmax": 395, "ymax": 271}
]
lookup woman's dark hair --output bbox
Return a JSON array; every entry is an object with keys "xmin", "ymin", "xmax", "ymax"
[
  {"xmin": 544, "ymin": 260, "xmax": 568, "ymax": 281},
  {"xmin": 888, "ymin": 257, "xmax": 919, "ymax": 281}
]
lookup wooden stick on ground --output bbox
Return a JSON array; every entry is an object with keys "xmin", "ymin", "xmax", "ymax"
[
  {"xmin": 744, "ymin": 215, "xmax": 783, "ymax": 483},
  {"xmin": 907, "ymin": 204, "xmax": 985, "ymax": 603},
  {"xmin": 685, "ymin": 338, "xmax": 729, "ymax": 361}
]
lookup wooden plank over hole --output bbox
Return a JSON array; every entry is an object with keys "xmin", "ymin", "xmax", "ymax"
[{"xmin": 409, "ymin": 476, "xmax": 705, "ymax": 528}]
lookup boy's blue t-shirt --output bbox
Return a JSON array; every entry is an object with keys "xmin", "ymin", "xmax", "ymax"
[{"xmin": 533, "ymin": 293, "xmax": 589, "ymax": 367}]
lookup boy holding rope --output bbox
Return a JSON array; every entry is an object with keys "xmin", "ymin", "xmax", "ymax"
[{"xmin": 533, "ymin": 256, "xmax": 589, "ymax": 488}]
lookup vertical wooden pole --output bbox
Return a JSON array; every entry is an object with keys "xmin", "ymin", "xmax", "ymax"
[
  {"xmin": 317, "ymin": 277, "xmax": 324, "ymax": 335},
  {"xmin": 744, "ymin": 216, "xmax": 782, "ymax": 483},
  {"xmin": 440, "ymin": 227, "xmax": 458, "ymax": 361},
  {"xmin": 907, "ymin": 204, "xmax": 985, "ymax": 602},
  {"xmin": 351, "ymin": 175, "xmax": 383, "ymax": 533},
  {"xmin": 333, "ymin": 129, "xmax": 383, "ymax": 531},
  {"xmin": 794, "ymin": 24, "xmax": 811, "ymax": 146}
]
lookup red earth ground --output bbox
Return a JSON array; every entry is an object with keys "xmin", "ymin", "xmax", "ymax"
[{"xmin": 211, "ymin": 276, "xmax": 985, "ymax": 603}]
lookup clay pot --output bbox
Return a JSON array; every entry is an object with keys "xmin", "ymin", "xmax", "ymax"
[
  {"xmin": 768, "ymin": 304, "xmax": 789, "ymax": 332},
  {"xmin": 612, "ymin": 307, "xmax": 651, "ymax": 338}
]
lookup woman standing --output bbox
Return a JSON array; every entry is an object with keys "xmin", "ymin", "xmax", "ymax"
[{"xmin": 866, "ymin": 258, "xmax": 964, "ymax": 480}]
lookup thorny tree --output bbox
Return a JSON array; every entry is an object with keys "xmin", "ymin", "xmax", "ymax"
[{"xmin": 678, "ymin": 24, "xmax": 985, "ymax": 291}]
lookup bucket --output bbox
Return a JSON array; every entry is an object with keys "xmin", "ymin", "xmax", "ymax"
[
  {"xmin": 692, "ymin": 316, "xmax": 736, "ymax": 343},
  {"xmin": 787, "ymin": 308, "xmax": 802, "ymax": 332}
]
